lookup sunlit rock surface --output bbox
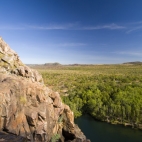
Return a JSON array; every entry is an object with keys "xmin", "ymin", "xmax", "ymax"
[{"xmin": 0, "ymin": 37, "xmax": 89, "ymax": 142}]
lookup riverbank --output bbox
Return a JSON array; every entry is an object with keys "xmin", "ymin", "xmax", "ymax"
[
  {"xmin": 88, "ymin": 113, "xmax": 142, "ymax": 130},
  {"xmin": 75, "ymin": 115, "xmax": 142, "ymax": 142}
]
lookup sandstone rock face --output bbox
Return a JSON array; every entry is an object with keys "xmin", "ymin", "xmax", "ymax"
[
  {"xmin": 0, "ymin": 37, "xmax": 89, "ymax": 142},
  {"xmin": 0, "ymin": 37, "xmax": 43, "ymax": 83}
]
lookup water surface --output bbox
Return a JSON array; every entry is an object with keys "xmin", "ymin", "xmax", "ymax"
[{"xmin": 75, "ymin": 115, "xmax": 142, "ymax": 142}]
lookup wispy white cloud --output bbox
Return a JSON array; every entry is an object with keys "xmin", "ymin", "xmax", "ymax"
[
  {"xmin": 126, "ymin": 26, "xmax": 142, "ymax": 33},
  {"xmin": 0, "ymin": 23, "xmax": 79, "ymax": 30},
  {"xmin": 0, "ymin": 25, "xmax": 25, "ymax": 30},
  {"xmin": 46, "ymin": 42, "xmax": 87, "ymax": 47},
  {"xmin": 26, "ymin": 23, "xmax": 125, "ymax": 31},
  {"xmin": 128, "ymin": 21, "xmax": 142, "ymax": 25},
  {"xmin": 0, "ymin": 23, "xmax": 126, "ymax": 31},
  {"xmin": 27, "ymin": 23, "xmax": 78, "ymax": 30},
  {"xmin": 28, "ymin": 25, "xmax": 67, "ymax": 30},
  {"xmin": 83, "ymin": 23, "xmax": 125, "ymax": 30},
  {"xmin": 113, "ymin": 51, "xmax": 142, "ymax": 56},
  {"xmin": 126, "ymin": 20, "xmax": 142, "ymax": 33}
]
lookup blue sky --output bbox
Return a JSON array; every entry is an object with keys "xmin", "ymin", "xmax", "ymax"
[{"xmin": 1, "ymin": 0, "xmax": 142, "ymax": 64}]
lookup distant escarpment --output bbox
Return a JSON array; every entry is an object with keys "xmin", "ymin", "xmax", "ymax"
[
  {"xmin": 0, "ymin": 37, "xmax": 89, "ymax": 142},
  {"xmin": 123, "ymin": 61, "xmax": 142, "ymax": 65}
]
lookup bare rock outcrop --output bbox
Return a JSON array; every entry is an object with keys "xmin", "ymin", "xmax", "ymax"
[
  {"xmin": 0, "ymin": 37, "xmax": 89, "ymax": 142},
  {"xmin": 0, "ymin": 37, "xmax": 43, "ymax": 83}
]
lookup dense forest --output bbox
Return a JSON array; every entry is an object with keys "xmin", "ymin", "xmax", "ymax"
[{"xmin": 33, "ymin": 64, "xmax": 142, "ymax": 128}]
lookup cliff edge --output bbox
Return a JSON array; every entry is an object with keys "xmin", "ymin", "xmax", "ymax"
[{"xmin": 0, "ymin": 37, "xmax": 89, "ymax": 142}]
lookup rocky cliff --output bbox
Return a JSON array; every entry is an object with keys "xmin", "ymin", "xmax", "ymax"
[{"xmin": 0, "ymin": 37, "xmax": 89, "ymax": 142}]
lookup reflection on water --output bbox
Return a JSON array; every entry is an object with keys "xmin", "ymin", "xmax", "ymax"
[{"xmin": 75, "ymin": 115, "xmax": 142, "ymax": 142}]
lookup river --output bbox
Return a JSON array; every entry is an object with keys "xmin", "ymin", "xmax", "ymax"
[{"xmin": 75, "ymin": 115, "xmax": 142, "ymax": 142}]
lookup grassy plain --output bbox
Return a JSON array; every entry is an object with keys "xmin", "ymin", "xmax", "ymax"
[{"xmin": 31, "ymin": 64, "xmax": 142, "ymax": 127}]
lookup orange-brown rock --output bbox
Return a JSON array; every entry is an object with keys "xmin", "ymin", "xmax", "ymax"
[{"xmin": 0, "ymin": 37, "xmax": 89, "ymax": 142}]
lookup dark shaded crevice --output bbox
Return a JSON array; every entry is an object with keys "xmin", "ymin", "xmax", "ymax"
[
  {"xmin": 2, "ymin": 116, "xmax": 8, "ymax": 132},
  {"xmin": 62, "ymin": 129, "xmax": 75, "ymax": 141}
]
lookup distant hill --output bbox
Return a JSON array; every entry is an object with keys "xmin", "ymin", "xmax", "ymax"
[
  {"xmin": 44, "ymin": 62, "xmax": 61, "ymax": 66},
  {"xmin": 27, "ymin": 63, "xmax": 100, "ymax": 67},
  {"xmin": 27, "ymin": 62, "xmax": 142, "ymax": 67},
  {"xmin": 26, "ymin": 62, "xmax": 62, "ymax": 67},
  {"xmin": 123, "ymin": 61, "xmax": 142, "ymax": 65}
]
